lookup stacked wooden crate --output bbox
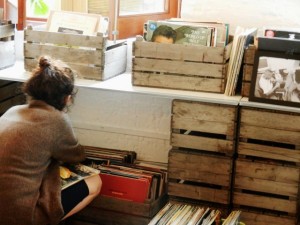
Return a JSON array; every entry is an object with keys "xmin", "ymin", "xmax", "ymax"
[
  {"xmin": 66, "ymin": 195, "xmax": 168, "ymax": 225},
  {"xmin": 0, "ymin": 20, "xmax": 15, "ymax": 69},
  {"xmin": 168, "ymin": 99, "xmax": 239, "ymax": 213},
  {"xmin": 24, "ymin": 26, "xmax": 127, "ymax": 81},
  {"xmin": 0, "ymin": 80, "xmax": 26, "ymax": 115},
  {"xmin": 241, "ymin": 45, "xmax": 255, "ymax": 97},
  {"xmin": 132, "ymin": 38, "xmax": 232, "ymax": 93},
  {"xmin": 234, "ymin": 102, "xmax": 300, "ymax": 225}
]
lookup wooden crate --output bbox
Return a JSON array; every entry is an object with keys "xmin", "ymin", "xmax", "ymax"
[
  {"xmin": 238, "ymin": 106, "xmax": 300, "ymax": 163},
  {"xmin": 168, "ymin": 149, "xmax": 233, "ymax": 206},
  {"xmin": 132, "ymin": 38, "xmax": 232, "ymax": 93},
  {"xmin": 239, "ymin": 210, "xmax": 297, "ymax": 225},
  {"xmin": 241, "ymin": 45, "xmax": 255, "ymax": 97},
  {"xmin": 233, "ymin": 158, "xmax": 300, "ymax": 221},
  {"xmin": 171, "ymin": 99, "xmax": 238, "ymax": 156},
  {"xmin": 0, "ymin": 20, "xmax": 15, "ymax": 69},
  {"xmin": 0, "ymin": 80, "xmax": 25, "ymax": 115},
  {"xmin": 67, "ymin": 194, "xmax": 168, "ymax": 225},
  {"xmin": 24, "ymin": 26, "xmax": 127, "ymax": 81}
]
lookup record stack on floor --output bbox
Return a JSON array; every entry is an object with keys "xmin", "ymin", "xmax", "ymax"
[
  {"xmin": 148, "ymin": 202, "xmax": 243, "ymax": 225},
  {"xmin": 66, "ymin": 146, "xmax": 168, "ymax": 225}
]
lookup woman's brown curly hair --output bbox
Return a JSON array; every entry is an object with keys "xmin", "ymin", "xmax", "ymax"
[{"xmin": 22, "ymin": 56, "xmax": 77, "ymax": 111}]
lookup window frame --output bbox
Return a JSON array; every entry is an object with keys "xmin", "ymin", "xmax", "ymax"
[{"xmin": 16, "ymin": 0, "xmax": 180, "ymax": 39}]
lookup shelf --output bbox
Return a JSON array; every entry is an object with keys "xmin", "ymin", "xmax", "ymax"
[{"xmin": 0, "ymin": 60, "xmax": 242, "ymax": 105}]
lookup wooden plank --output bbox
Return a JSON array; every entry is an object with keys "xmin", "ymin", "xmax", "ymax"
[
  {"xmin": 240, "ymin": 124, "xmax": 300, "ymax": 145},
  {"xmin": 242, "ymin": 64, "xmax": 253, "ymax": 81},
  {"xmin": 238, "ymin": 142, "xmax": 300, "ymax": 163},
  {"xmin": 168, "ymin": 150, "xmax": 232, "ymax": 186},
  {"xmin": 24, "ymin": 43, "xmax": 104, "ymax": 65},
  {"xmin": 243, "ymin": 45, "xmax": 255, "ymax": 64},
  {"xmin": 132, "ymin": 71, "xmax": 225, "ymax": 93},
  {"xmin": 133, "ymin": 58, "xmax": 226, "ymax": 78},
  {"xmin": 172, "ymin": 100, "xmax": 236, "ymax": 124},
  {"xmin": 235, "ymin": 176, "xmax": 298, "ymax": 197},
  {"xmin": 240, "ymin": 211, "xmax": 296, "ymax": 225},
  {"xmin": 240, "ymin": 108, "xmax": 300, "ymax": 131},
  {"xmin": 133, "ymin": 40, "xmax": 232, "ymax": 64},
  {"xmin": 233, "ymin": 192, "xmax": 297, "ymax": 214},
  {"xmin": 235, "ymin": 160, "xmax": 300, "ymax": 187},
  {"xmin": 0, "ymin": 23, "xmax": 14, "ymax": 39},
  {"xmin": 88, "ymin": 194, "xmax": 167, "ymax": 218},
  {"xmin": 0, "ymin": 94, "xmax": 25, "ymax": 114},
  {"xmin": 168, "ymin": 182, "xmax": 230, "ymax": 205},
  {"xmin": 25, "ymin": 28, "xmax": 105, "ymax": 49},
  {"xmin": 73, "ymin": 206, "xmax": 150, "ymax": 225},
  {"xmin": 241, "ymin": 81, "xmax": 250, "ymax": 97},
  {"xmin": 0, "ymin": 41, "xmax": 15, "ymax": 69},
  {"xmin": 172, "ymin": 116, "xmax": 235, "ymax": 135},
  {"xmin": 171, "ymin": 133, "xmax": 234, "ymax": 155},
  {"xmin": 24, "ymin": 58, "xmax": 103, "ymax": 81},
  {"xmin": 0, "ymin": 82, "xmax": 22, "ymax": 102},
  {"xmin": 168, "ymin": 158, "xmax": 231, "ymax": 187}
]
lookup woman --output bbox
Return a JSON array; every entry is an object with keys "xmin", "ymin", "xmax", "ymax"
[{"xmin": 0, "ymin": 56, "xmax": 102, "ymax": 225}]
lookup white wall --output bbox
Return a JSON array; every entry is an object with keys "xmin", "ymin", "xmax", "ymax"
[{"xmin": 180, "ymin": 0, "xmax": 300, "ymax": 36}]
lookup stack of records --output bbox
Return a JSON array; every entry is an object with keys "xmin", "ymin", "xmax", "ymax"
[{"xmin": 148, "ymin": 202, "xmax": 242, "ymax": 225}]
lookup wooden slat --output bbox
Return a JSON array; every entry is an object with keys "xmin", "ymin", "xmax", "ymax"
[
  {"xmin": 25, "ymin": 28, "xmax": 105, "ymax": 48},
  {"xmin": 172, "ymin": 100, "xmax": 236, "ymax": 124},
  {"xmin": 88, "ymin": 194, "xmax": 167, "ymax": 218},
  {"xmin": 24, "ymin": 58, "xmax": 103, "ymax": 81},
  {"xmin": 238, "ymin": 142, "xmax": 300, "ymax": 163},
  {"xmin": 235, "ymin": 162, "xmax": 299, "ymax": 198},
  {"xmin": 240, "ymin": 124, "xmax": 300, "ymax": 145},
  {"xmin": 168, "ymin": 150, "xmax": 232, "ymax": 186},
  {"xmin": 241, "ymin": 82, "xmax": 250, "ymax": 97},
  {"xmin": 168, "ymin": 183, "xmax": 230, "ymax": 205},
  {"xmin": 132, "ymin": 71, "xmax": 225, "ymax": 93},
  {"xmin": 0, "ymin": 23, "xmax": 14, "ymax": 39},
  {"xmin": 24, "ymin": 43, "xmax": 104, "ymax": 65},
  {"xmin": 0, "ymin": 82, "xmax": 22, "ymax": 102},
  {"xmin": 243, "ymin": 64, "xmax": 253, "ymax": 81},
  {"xmin": 172, "ymin": 116, "xmax": 235, "ymax": 135},
  {"xmin": 0, "ymin": 40, "xmax": 15, "ymax": 69},
  {"xmin": 133, "ymin": 40, "xmax": 232, "ymax": 64},
  {"xmin": 240, "ymin": 108, "xmax": 300, "ymax": 132},
  {"xmin": 133, "ymin": 58, "xmax": 226, "ymax": 78},
  {"xmin": 171, "ymin": 133, "xmax": 234, "ymax": 155},
  {"xmin": 235, "ymin": 160, "xmax": 299, "ymax": 187},
  {"xmin": 243, "ymin": 45, "xmax": 255, "ymax": 64},
  {"xmin": 240, "ymin": 211, "xmax": 296, "ymax": 225},
  {"xmin": 73, "ymin": 206, "xmax": 150, "ymax": 225},
  {"xmin": 0, "ymin": 94, "xmax": 25, "ymax": 114},
  {"xmin": 233, "ymin": 192, "xmax": 297, "ymax": 214}
]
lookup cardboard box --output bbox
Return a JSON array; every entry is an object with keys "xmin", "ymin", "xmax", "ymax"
[
  {"xmin": 132, "ymin": 38, "xmax": 232, "ymax": 93},
  {"xmin": 0, "ymin": 20, "xmax": 15, "ymax": 69},
  {"xmin": 24, "ymin": 26, "xmax": 127, "ymax": 81}
]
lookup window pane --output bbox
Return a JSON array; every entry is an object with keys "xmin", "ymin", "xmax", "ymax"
[
  {"xmin": 26, "ymin": 0, "xmax": 58, "ymax": 18},
  {"xmin": 119, "ymin": 0, "xmax": 166, "ymax": 16}
]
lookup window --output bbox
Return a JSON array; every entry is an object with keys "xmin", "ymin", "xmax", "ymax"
[
  {"xmin": 119, "ymin": 0, "xmax": 166, "ymax": 16},
  {"xmin": 16, "ymin": 0, "xmax": 179, "ymax": 39}
]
